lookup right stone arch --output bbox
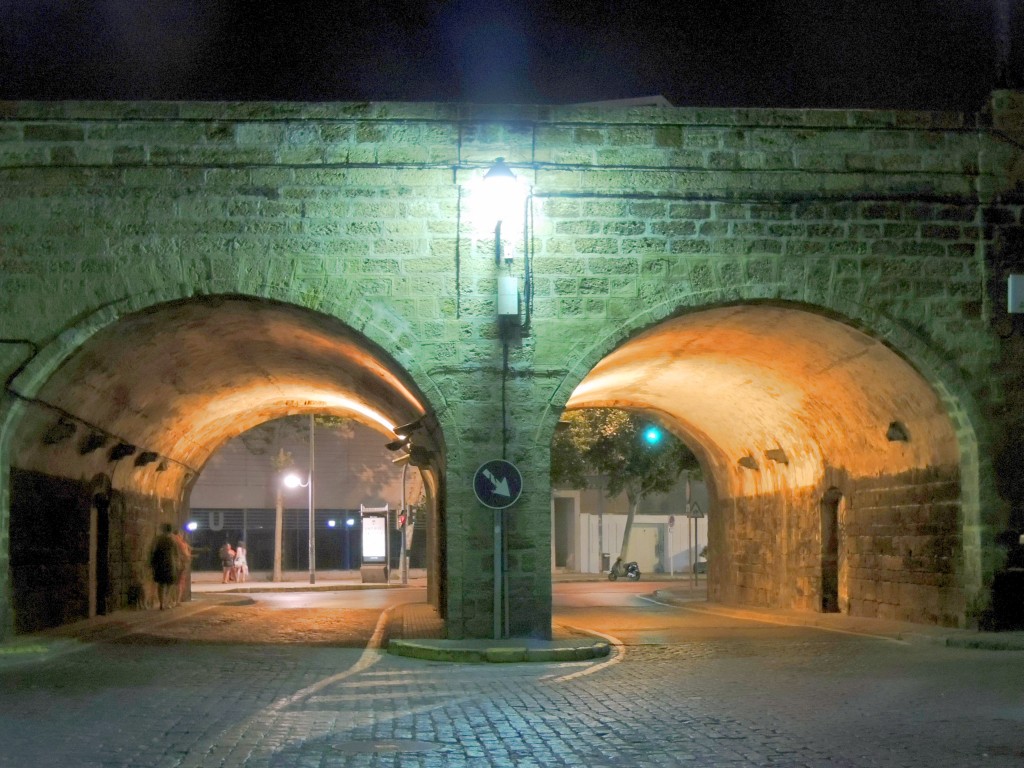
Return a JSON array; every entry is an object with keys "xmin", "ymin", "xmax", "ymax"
[{"xmin": 560, "ymin": 301, "xmax": 981, "ymax": 627}]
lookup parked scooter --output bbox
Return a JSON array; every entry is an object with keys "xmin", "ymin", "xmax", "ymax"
[{"xmin": 607, "ymin": 557, "xmax": 641, "ymax": 581}]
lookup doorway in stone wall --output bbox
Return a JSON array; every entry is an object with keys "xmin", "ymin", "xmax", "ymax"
[{"xmin": 821, "ymin": 488, "xmax": 843, "ymax": 613}]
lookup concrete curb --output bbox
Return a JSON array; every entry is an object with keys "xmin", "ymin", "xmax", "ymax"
[{"xmin": 387, "ymin": 638, "xmax": 611, "ymax": 663}]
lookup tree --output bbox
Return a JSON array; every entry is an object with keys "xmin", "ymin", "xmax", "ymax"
[
  {"xmin": 270, "ymin": 446, "xmax": 293, "ymax": 582},
  {"xmin": 552, "ymin": 408, "xmax": 700, "ymax": 564}
]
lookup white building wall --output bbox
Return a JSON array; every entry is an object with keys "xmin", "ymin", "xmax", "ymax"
[
  {"xmin": 555, "ymin": 472, "xmax": 709, "ymax": 574},
  {"xmin": 190, "ymin": 418, "xmax": 424, "ymax": 511},
  {"xmin": 578, "ymin": 513, "xmax": 707, "ymax": 574}
]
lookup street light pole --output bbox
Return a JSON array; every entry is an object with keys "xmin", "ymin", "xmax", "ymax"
[
  {"xmin": 400, "ymin": 462, "xmax": 409, "ymax": 585},
  {"xmin": 308, "ymin": 413, "xmax": 316, "ymax": 585}
]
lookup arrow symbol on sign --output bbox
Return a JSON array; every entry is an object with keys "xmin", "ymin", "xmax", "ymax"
[{"xmin": 483, "ymin": 469, "xmax": 510, "ymax": 497}]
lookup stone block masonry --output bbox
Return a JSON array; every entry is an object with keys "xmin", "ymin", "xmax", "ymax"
[{"xmin": 1, "ymin": 95, "xmax": 1023, "ymax": 636}]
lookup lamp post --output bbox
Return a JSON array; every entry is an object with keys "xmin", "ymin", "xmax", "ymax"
[
  {"xmin": 283, "ymin": 414, "xmax": 316, "ymax": 584},
  {"xmin": 400, "ymin": 461, "xmax": 409, "ymax": 585}
]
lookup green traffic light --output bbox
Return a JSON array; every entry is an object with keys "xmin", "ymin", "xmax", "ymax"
[{"xmin": 643, "ymin": 426, "xmax": 663, "ymax": 445}]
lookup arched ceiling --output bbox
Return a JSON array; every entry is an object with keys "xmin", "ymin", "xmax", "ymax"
[
  {"xmin": 11, "ymin": 296, "xmax": 431, "ymax": 495},
  {"xmin": 566, "ymin": 305, "xmax": 960, "ymax": 498}
]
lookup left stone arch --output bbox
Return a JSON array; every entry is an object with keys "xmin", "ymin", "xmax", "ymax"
[{"xmin": 0, "ymin": 293, "xmax": 445, "ymax": 635}]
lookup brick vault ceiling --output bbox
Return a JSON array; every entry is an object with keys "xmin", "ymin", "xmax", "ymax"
[
  {"xmin": 566, "ymin": 304, "xmax": 959, "ymax": 498},
  {"xmin": 13, "ymin": 299, "xmax": 959, "ymax": 503},
  {"xmin": 13, "ymin": 296, "xmax": 428, "ymax": 495}
]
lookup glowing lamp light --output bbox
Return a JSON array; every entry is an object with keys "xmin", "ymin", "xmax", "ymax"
[
  {"xmin": 478, "ymin": 157, "xmax": 528, "ymax": 236},
  {"xmin": 283, "ymin": 472, "xmax": 307, "ymax": 489},
  {"xmin": 643, "ymin": 426, "xmax": 663, "ymax": 445},
  {"xmin": 327, "ymin": 519, "xmax": 337, "ymax": 528},
  {"xmin": 185, "ymin": 521, "xmax": 198, "ymax": 532},
  {"xmin": 346, "ymin": 518, "xmax": 356, "ymax": 527}
]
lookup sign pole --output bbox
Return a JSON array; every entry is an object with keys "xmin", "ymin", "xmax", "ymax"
[
  {"xmin": 493, "ymin": 507, "xmax": 502, "ymax": 639},
  {"xmin": 472, "ymin": 459, "xmax": 522, "ymax": 641}
]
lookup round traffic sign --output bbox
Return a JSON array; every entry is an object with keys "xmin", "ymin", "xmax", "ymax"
[{"xmin": 473, "ymin": 460, "xmax": 523, "ymax": 509}]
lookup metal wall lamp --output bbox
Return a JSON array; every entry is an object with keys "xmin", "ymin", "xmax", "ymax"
[
  {"xmin": 42, "ymin": 416, "xmax": 76, "ymax": 445},
  {"xmin": 886, "ymin": 421, "xmax": 910, "ymax": 442},
  {"xmin": 108, "ymin": 442, "xmax": 137, "ymax": 461}
]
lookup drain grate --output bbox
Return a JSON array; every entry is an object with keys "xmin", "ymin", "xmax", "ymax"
[{"xmin": 331, "ymin": 739, "xmax": 442, "ymax": 755}]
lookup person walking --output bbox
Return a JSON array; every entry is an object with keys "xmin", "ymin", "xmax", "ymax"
[{"xmin": 149, "ymin": 523, "xmax": 180, "ymax": 610}]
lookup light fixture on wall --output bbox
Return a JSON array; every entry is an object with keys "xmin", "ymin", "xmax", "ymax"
[
  {"xmin": 79, "ymin": 431, "xmax": 108, "ymax": 455},
  {"xmin": 483, "ymin": 157, "xmax": 523, "ymax": 264},
  {"xmin": 42, "ymin": 416, "xmax": 76, "ymax": 445},
  {"xmin": 393, "ymin": 418, "xmax": 423, "ymax": 438},
  {"xmin": 108, "ymin": 442, "xmax": 136, "ymax": 461},
  {"xmin": 134, "ymin": 451, "xmax": 159, "ymax": 467},
  {"xmin": 738, "ymin": 455, "xmax": 759, "ymax": 470},
  {"xmin": 765, "ymin": 448, "xmax": 789, "ymax": 465},
  {"xmin": 886, "ymin": 421, "xmax": 910, "ymax": 442}
]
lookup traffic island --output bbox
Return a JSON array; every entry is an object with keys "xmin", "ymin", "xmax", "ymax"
[{"xmin": 387, "ymin": 638, "xmax": 611, "ymax": 663}]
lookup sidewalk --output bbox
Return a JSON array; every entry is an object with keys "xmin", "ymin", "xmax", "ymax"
[
  {"xmin": 190, "ymin": 568, "xmax": 429, "ymax": 593},
  {"xmin": 651, "ymin": 585, "xmax": 1024, "ymax": 651}
]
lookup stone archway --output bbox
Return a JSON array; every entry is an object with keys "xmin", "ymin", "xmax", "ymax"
[
  {"xmin": 561, "ymin": 303, "xmax": 971, "ymax": 626},
  {"xmin": 1, "ymin": 295, "xmax": 444, "ymax": 635}
]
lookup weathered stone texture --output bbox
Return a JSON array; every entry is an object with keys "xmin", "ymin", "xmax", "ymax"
[{"xmin": 1, "ymin": 95, "xmax": 1023, "ymax": 637}]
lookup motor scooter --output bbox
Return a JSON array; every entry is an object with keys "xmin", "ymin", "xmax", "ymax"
[{"xmin": 607, "ymin": 557, "xmax": 641, "ymax": 581}]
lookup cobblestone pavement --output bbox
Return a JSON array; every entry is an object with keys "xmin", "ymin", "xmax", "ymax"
[{"xmin": 1, "ymin": 594, "xmax": 1022, "ymax": 767}]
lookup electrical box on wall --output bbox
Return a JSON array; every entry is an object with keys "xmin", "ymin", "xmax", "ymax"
[
  {"xmin": 498, "ymin": 275, "xmax": 520, "ymax": 318},
  {"xmin": 1010, "ymin": 274, "xmax": 1024, "ymax": 314}
]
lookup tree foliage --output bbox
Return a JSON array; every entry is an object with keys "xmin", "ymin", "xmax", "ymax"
[
  {"xmin": 551, "ymin": 408, "xmax": 701, "ymax": 504},
  {"xmin": 238, "ymin": 414, "xmax": 354, "ymax": 457},
  {"xmin": 552, "ymin": 408, "xmax": 701, "ymax": 563}
]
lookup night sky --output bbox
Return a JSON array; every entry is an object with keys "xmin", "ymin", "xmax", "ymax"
[{"xmin": 1, "ymin": 0, "xmax": 1020, "ymax": 111}]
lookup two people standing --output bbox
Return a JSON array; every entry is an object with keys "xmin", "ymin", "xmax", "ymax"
[{"xmin": 218, "ymin": 540, "xmax": 248, "ymax": 583}]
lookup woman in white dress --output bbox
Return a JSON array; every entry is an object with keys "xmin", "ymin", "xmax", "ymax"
[{"xmin": 233, "ymin": 541, "xmax": 248, "ymax": 583}]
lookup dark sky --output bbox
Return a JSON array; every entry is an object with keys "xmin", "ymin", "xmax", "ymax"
[{"xmin": 0, "ymin": 0, "xmax": 1020, "ymax": 111}]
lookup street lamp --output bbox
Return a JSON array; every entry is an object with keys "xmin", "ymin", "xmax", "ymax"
[
  {"xmin": 283, "ymin": 471, "xmax": 314, "ymax": 584},
  {"xmin": 283, "ymin": 414, "xmax": 316, "ymax": 584},
  {"xmin": 483, "ymin": 157, "xmax": 524, "ymax": 265}
]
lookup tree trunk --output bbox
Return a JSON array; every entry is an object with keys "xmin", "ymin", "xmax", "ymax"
[
  {"xmin": 617, "ymin": 493, "xmax": 642, "ymax": 563},
  {"xmin": 273, "ymin": 486, "xmax": 284, "ymax": 581},
  {"xmin": 272, "ymin": 448, "xmax": 287, "ymax": 582}
]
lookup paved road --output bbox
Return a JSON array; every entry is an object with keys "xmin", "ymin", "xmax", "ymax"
[{"xmin": 0, "ymin": 583, "xmax": 1021, "ymax": 767}]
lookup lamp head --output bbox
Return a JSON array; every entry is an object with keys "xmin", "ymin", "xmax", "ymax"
[
  {"xmin": 483, "ymin": 157, "xmax": 516, "ymax": 184},
  {"xmin": 480, "ymin": 157, "xmax": 526, "ymax": 229},
  {"xmin": 282, "ymin": 472, "xmax": 306, "ymax": 489},
  {"xmin": 393, "ymin": 418, "xmax": 423, "ymax": 438}
]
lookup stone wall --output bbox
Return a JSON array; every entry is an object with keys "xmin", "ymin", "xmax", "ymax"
[
  {"xmin": 1, "ymin": 96, "xmax": 1023, "ymax": 635},
  {"xmin": 9, "ymin": 468, "xmax": 182, "ymax": 632}
]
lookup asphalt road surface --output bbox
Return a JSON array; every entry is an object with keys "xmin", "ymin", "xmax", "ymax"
[{"xmin": 0, "ymin": 582, "xmax": 1021, "ymax": 767}]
